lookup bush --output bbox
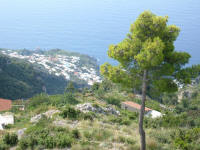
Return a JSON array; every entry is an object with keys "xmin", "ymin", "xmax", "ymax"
[
  {"xmin": 72, "ymin": 129, "xmax": 81, "ymax": 139},
  {"xmin": 0, "ymin": 143, "xmax": 9, "ymax": 150},
  {"xmin": 149, "ymin": 130, "xmax": 171, "ymax": 144},
  {"xmin": 108, "ymin": 116, "xmax": 132, "ymax": 126},
  {"xmin": 18, "ymin": 138, "xmax": 29, "ymax": 150},
  {"xmin": 43, "ymin": 136, "xmax": 56, "ymax": 149},
  {"xmin": 105, "ymin": 97, "xmax": 121, "ymax": 107},
  {"xmin": 20, "ymin": 122, "xmax": 75, "ymax": 149},
  {"xmin": 83, "ymin": 131, "xmax": 93, "ymax": 140},
  {"xmin": 171, "ymin": 128, "xmax": 200, "ymax": 150},
  {"xmin": 60, "ymin": 106, "xmax": 81, "ymax": 120},
  {"xmin": 61, "ymin": 93, "xmax": 79, "ymax": 105},
  {"xmin": 93, "ymin": 129, "xmax": 112, "ymax": 141},
  {"xmin": 121, "ymin": 118, "xmax": 131, "ymax": 126},
  {"xmin": 3, "ymin": 133, "xmax": 18, "ymax": 146},
  {"xmin": 4, "ymin": 124, "xmax": 14, "ymax": 129},
  {"xmin": 126, "ymin": 137, "xmax": 136, "ymax": 145},
  {"xmin": 83, "ymin": 112, "xmax": 96, "ymax": 121},
  {"xmin": 28, "ymin": 93, "xmax": 50, "ymax": 109},
  {"xmin": 118, "ymin": 136, "xmax": 126, "ymax": 143},
  {"xmin": 147, "ymin": 139, "xmax": 158, "ymax": 150},
  {"xmin": 56, "ymin": 134, "xmax": 73, "ymax": 148}
]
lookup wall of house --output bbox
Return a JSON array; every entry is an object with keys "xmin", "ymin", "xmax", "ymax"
[{"xmin": 0, "ymin": 115, "xmax": 14, "ymax": 130}]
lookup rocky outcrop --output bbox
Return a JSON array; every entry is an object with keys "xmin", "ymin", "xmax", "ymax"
[
  {"xmin": 30, "ymin": 109, "xmax": 60, "ymax": 123},
  {"xmin": 76, "ymin": 103, "xmax": 120, "ymax": 116}
]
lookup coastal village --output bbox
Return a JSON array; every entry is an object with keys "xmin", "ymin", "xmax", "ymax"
[{"xmin": 1, "ymin": 50, "xmax": 102, "ymax": 86}]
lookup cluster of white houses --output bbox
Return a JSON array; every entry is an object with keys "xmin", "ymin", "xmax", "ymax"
[{"xmin": 1, "ymin": 50, "xmax": 101, "ymax": 85}]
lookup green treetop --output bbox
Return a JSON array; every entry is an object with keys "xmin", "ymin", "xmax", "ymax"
[{"xmin": 100, "ymin": 11, "xmax": 191, "ymax": 150}]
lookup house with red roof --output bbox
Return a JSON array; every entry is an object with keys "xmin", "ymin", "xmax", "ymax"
[
  {"xmin": 0, "ymin": 98, "xmax": 12, "ymax": 112},
  {"xmin": 121, "ymin": 101, "xmax": 152, "ymax": 113},
  {"xmin": 121, "ymin": 101, "xmax": 162, "ymax": 118}
]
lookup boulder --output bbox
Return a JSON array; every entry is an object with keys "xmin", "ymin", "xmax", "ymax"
[
  {"xmin": 17, "ymin": 128, "xmax": 27, "ymax": 139},
  {"xmin": 30, "ymin": 114, "xmax": 42, "ymax": 123}
]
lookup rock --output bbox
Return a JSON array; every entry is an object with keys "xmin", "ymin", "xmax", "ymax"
[
  {"xmin": 30, "ymin": 114, "xmax": 42, "ymax": 123},
  {"xmin": 30, "ymin": 109, "xmax": 60, "ymax": 123},
  {"xmin": 53, "ymin": 119, "xmax": 68, "ymax": 127},
  {"xmin": 104, "ymin": 106, "xmax": 120, "ymax": 116},
  {"xmin": 17, "ymin": 128, "xmax": 27, "ymax": 139},
  {"xmin": 43, "ymin": 110, "xmax": 60, "ymax": 118},
  {"xmin": 76, "ymin": 103, "xmax": 96, "ymax": 113},
  {"xmin": 76, "ymin": 103, "xmax": 120, "ymax": 115}
]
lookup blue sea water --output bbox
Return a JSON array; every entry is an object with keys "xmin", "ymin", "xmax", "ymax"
[{"xmin": 0, "ymin": 0, "xmax": 199, "ymax": 65}]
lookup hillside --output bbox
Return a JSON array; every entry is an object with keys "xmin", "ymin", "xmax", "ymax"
[
  {"xmin": 0, "ymin": 81, "xmax": 200, "ymax": 150},
  {"xmin": 0, "ymin": 49, "xmax": 101, "ymax": 100}
]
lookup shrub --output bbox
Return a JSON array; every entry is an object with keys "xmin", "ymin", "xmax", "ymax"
[
  {"xmin": 171, "ymin": 128, "xmax": 200, "ymax": 150},
  {"xmin": 149, "ymin": 130, "xmax": 171, "ymax": 144},
  {"xmin": 118, "ymin": 136, "xmax": 126, "ymax": 143},
  {"xmin": 4, "ymin": 124, "xmax": 14, "ymax": 129},
  {"xmin": 121, "ymin": 118, "xmax": 131, "ymax": 126},
  {"xmin": 56, "ymin": 134, "xmax": 73, "ymax": 148},
  {"xmin": 147, "ymin": 139, "xmax": 158, "ymax": 150},
  {"xmin": 43, "ymin": 136, "xmax": 56, "ymax": 149},
  {"xmin": 83, "ymin": 131, "xmax": 93, "ymax": 140},
  {"xmin": 3, "ymin": 133, "xmax": 18, "ymax": 146},
  {"xmin": 108, "ymin": 116, "xmax": 131, "ymax": 126},
  {"xmin": 28, "ymin": 93, "xmax": 50, "ymax": 109},
  {"xmin": 83, "ymin": 112, "xmax": 96, "ymax": 121},
  {"xmin": 18, "ymin": 138, "xmax": 29, "ymax": 150},
  {"xmin": 127, "ymin": 144, "xmax": 140, "ymax": 150},
  {"xmin": 126, "ymin": 137, "xmax": 136, "ymax": 145},
  {"xmin": 60, "ymin": 106, "xmax": 81, "ymax": 120},
  {"xmin": 93, "ymin": 129, "xmax": 112, "ymax": 141},
  {"xmin": 105, "ymin": 97, "xmax": 121, "ymax": 107},
  {"xmin": 0, "ymin": 143, "xmax": 9, "ymax": 150},
  {"xmin": 72, "ymin": 129, "xmax": 81, "ymax": 139},
  {"xmin": 61, "ymin": 93, "xmax": 79, "ymax": 105}
]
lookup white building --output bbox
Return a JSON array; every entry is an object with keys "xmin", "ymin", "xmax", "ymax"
[
  {"xmin": 121, "ymin": 101, "xmax": 162, "ymax": 119},
  {"xmin": 0, "ymin": 114, "xmax": 14, "ymax": 130}
]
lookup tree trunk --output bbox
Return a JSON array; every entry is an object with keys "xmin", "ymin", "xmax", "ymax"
[{"xmin": 139, "ymin": 70, "xmax": 148, "ymax": 150}]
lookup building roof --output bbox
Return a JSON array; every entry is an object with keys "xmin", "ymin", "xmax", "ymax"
[
  {"xmin": 122, "ymin": 101, "xmax": 152, "ymax": 112},
  {"xmin": 0, "ymin": 98, "xmax": 12, "ymax": 112}
]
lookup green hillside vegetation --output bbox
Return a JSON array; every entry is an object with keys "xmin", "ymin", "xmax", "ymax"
[
  {"xmin": 0, "ymin": 80, "xmax": 200, "ymax": 150},
  {"xmin": 0, "ymin": 54, "xmax": 84, "ymax": 100}
]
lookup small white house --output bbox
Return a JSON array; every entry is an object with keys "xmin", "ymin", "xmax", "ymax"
[
  {"xmin": 145, "ymin": 110, "xmax": 162, "ymax": 119},
  {"xmin": 0, "ymin": 114, "xmax": 14, "ymax": 130},
  {"xmin": 121, "ymin": 101, "xmax": 162, "ymax": 119}
]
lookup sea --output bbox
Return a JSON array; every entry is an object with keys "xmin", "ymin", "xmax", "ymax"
[{"xmin": 0, "ymin": 0, "xmax": 199, "ymax": 65}]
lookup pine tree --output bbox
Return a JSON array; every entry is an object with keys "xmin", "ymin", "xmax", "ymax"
[{"xmin": 100, "ymin": 11, "xmax": 191, "ymax": 150}]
